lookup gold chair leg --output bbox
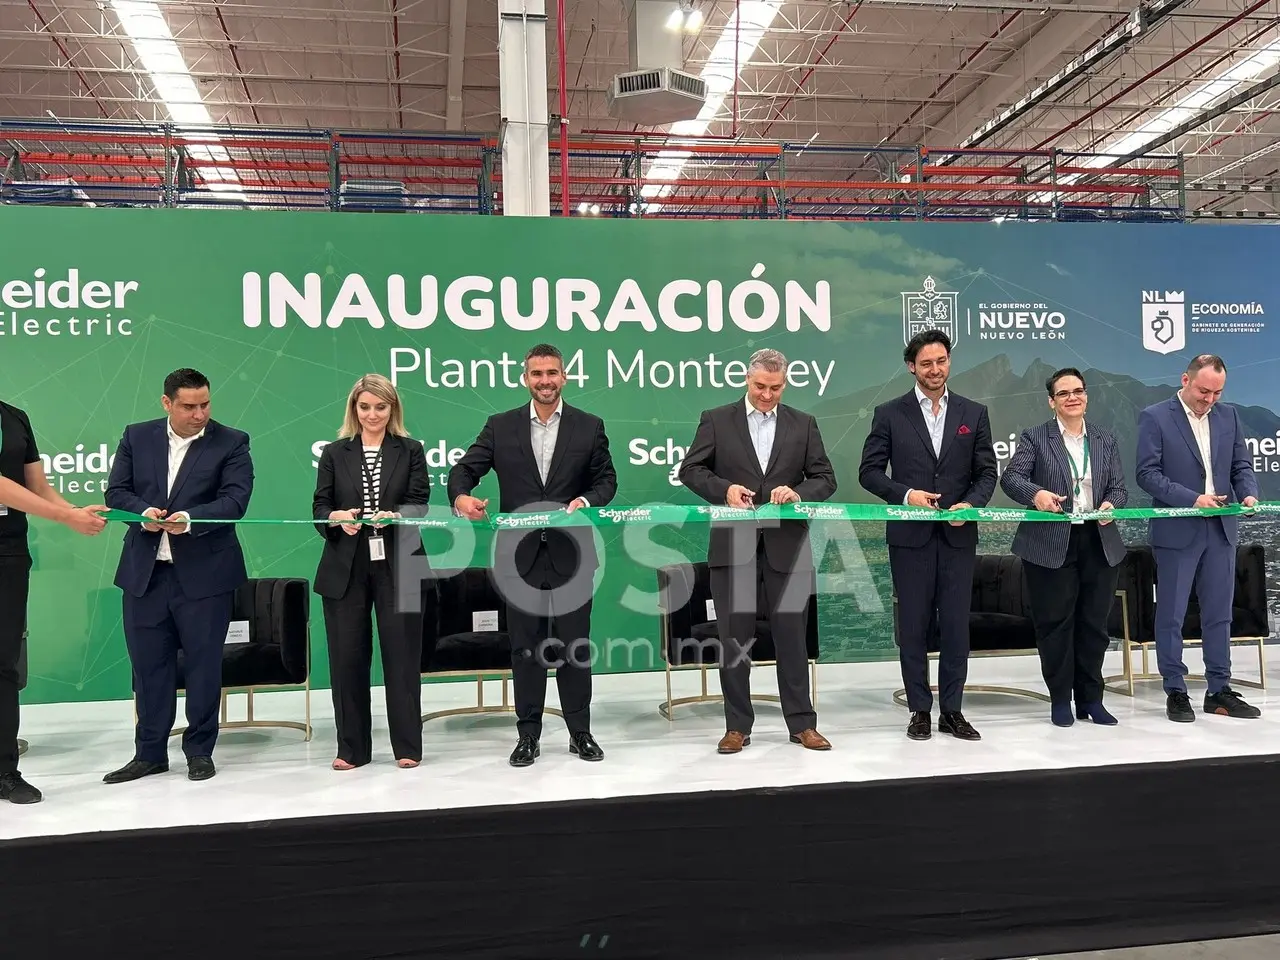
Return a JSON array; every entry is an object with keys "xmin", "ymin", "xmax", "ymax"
[
  {"xmin": 657, "ymin": 659, "xmax": 792, "ymax": 719},
  {"xmin": 663, "ymin": 660, "xmax": 674, "ymax": 722},
  {"xmin": 421, "ymin": 674, "xmax": 563, "ymax": 724},
  {"xmin": 173, "ymin": 687, "xmax": 311, "ymax": 739}
]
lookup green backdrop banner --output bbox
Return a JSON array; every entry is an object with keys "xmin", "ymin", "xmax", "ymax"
[{"xmin": 4, "ymin": 206, "xmax": 1280, "ymax": 704}]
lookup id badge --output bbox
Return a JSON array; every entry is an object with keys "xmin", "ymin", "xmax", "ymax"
[{"xmin": 369, "ymin": 535, "xmax": 386, "ymax": 561}]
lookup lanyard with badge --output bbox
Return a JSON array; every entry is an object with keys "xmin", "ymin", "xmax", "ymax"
[
  {"xmin": 1064, "ymin": 435, "xmax": 1090, "ymax": 525},
  {"xmin": 360, "ymin": 445, "xmax": 386, "ymax": 561}
]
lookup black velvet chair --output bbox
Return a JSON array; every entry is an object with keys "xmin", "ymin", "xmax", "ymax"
[
  {"xmin": 655, "ymin": 561, "xmax": 820, "ymax": 720},
  {"xmin": 167, "ymin": 577, "xmax": 312, "ymax": 741},
  {"xmin": 1106, "ymin": 543, "xmax": 1269, "ymax": 694},
  {"xmin": 892, "ymin": 549, "xmax": 1148, "ymax": 705},
  {"xmin": 419, "ymin": 566, "xmax": 561, "ymax": 724}
]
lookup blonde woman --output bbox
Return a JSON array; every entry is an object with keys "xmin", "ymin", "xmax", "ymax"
[{"xmin": 312, "ymin": 374, "xmax": 430, "ymax": 770}]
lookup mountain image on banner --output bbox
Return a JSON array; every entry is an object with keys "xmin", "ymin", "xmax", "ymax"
[{"xmin": 813, "ymin": 354, "xmax": 1280, "ymax": 505}]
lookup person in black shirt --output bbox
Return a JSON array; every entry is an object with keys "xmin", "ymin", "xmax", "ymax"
[{"xmin": 0, "ymin": 400, "xmax": 109, "ymax": 804}]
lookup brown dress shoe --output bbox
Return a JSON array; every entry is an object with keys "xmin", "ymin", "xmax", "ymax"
[
  {"xmin": 717, "ymin": 731, "xmax": 750, "ymax": 754},
  {"xmin": 789, "ymin": 728, "xmax": 832, "ymax": 750}
]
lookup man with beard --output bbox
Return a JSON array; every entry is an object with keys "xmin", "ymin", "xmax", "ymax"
[
  {"xmin": 858, "ymin": 329, "xmax": 998, "ymax": 741},
  {"xmin": 448, "ymin": 344, "xmax": 618, "ymax": 767}
]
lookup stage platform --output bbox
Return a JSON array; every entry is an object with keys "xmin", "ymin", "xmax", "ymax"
[{"xmin": 4, "ymin": 653, "xmax": 1280, "ymax": 960}]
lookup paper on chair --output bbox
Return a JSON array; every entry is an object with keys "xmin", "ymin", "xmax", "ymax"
[
  {"xmin": 224, "ymin": 620, "xmax": 250, "ymax": 645},
  {"xmin": 472, "ymin": 610, "xmax": 499, "ymax": 632}
]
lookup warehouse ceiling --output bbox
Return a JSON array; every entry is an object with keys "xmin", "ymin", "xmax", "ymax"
[{"xmin": 1, "ymin": 0, "xmax": 1279, "ymax": 217}]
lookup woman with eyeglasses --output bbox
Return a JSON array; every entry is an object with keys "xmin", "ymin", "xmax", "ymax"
[{"xmin": 1000, "ymin": 367, "xmax": 1130, "ymax": 727}]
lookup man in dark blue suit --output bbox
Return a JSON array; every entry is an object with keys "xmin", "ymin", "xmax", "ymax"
[
  {"xmin": 859, "ymin": 330, "xmax": 997, "ymax": 741},
  {"xmin": 1136, "ymin": 353, "xmax": 1260, "ymax": 722},
  {"xmin": 105, "ymin": 368, "xmax": 255, "ymax": 781}
]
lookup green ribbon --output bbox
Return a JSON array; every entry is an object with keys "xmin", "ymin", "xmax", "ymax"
[{"xmin": 98, "ymin": 501, "xmax": 1280, "ymax": 529}]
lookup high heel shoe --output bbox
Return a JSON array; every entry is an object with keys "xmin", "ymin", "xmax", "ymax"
[
  {"xmin": 1051, "ymin": 702, "xmax": 1075, "ymax": 727},
  {"xmin": 1076, "ymin": 701, "xmax": 1118, "ymax": 725}
]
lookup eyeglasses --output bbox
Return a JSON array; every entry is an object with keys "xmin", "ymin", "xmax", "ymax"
[{"xmin": 1053, "ymin": 388, "xmax": 1087, "ymax": 400}]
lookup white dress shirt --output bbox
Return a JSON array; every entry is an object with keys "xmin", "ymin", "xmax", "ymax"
[
  {"xmin": 1178, "ymin": 394, "xmax": 1214, "ymax": 496},
  {"xmin": 744, "ymin": 395, "xmax": 777, "ymax": 473},
  {"xmin": 156, "ymin": 421, "xmax": 203, "ymax": 560},
  {"xmin": 529, "ymin": 398, "xmax": 587, "ymax": 507},
  {"xmin": 1057, "ymin": 418, "xmax": 1094, "ymax": 513},
  {"xmin": 904, "ymin": 384, "xmax": 949, "ymax": 504}
]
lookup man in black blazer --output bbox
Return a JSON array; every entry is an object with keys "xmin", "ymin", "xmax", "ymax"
[
  {"xmin": 678, "ymin": 348, "xmax": 837, "ymax": 754},
  {"xmin": 448, "ymin": 344, "xmax": 617, "ymax": 767},
  {"xmin": 104, "ymin": 368, "xmax": 254, "ymax": 782},
  {"xmin": 858, "ymin": 330, "xmax": 997, "ymax": 741}
]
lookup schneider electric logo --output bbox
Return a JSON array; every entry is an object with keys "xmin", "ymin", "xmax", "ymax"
[
  {"xmin": 40, "ymin": 443, "xmax": 117, "ymax": 493},
  {"xmin": 628, "ymin": 437, "xmax": 686, "ymax": 486},
  {"xmin": 1, "ymin": 269, "xmax": 138, "ymax": 338},
  {"xmin": 791, "ymin": 504, "xmax": 843, "ymax": 519},
  {"xmin": 597, "ymin": 507, "xmax": 654, "ymax": 523},
  {"xmin": 493, "ymin": 513, "xmax": 555, "ymax": 528}
]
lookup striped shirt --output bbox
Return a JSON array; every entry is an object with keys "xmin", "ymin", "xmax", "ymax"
[{"xmin": 361, "ymin": 445, "xmax": 383, "ymax": 514}]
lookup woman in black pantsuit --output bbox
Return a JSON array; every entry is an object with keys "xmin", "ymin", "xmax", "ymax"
[
  {"xmin": 312, "ymin": 374, "xmax": 430, "ymax": 770},
  {"xmin": 1000, "ymin": 367, "xmax": 1129, "ymax": 728}
]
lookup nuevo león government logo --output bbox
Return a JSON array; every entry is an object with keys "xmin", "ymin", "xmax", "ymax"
[
  {"xmin": 1141, "ymin": 290, "xmax": 1186, "ymax": 355},
  {"xmin": 902, "ymin": 276, "xmax": 959, "ymax": 346}
]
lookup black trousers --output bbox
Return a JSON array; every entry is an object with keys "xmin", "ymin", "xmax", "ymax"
[
  {"xmin": 321, "ymin": 534, "xmax": 424, "ymax": 765},
  {"xmin": 0, "ymin": 555, "xmax": 31, "ymax": 775},
  {"xmin": 1022, "ymin": 522, "xmax": 1120, "ymax": 706},
  {"xmin": 708, "ymin": 545, "xmax": 816, "ymax": 736},
  {"xmin": 501, "ymin": 545, "xmax": 593, "ymax": 740},
  {"xmin": 891, "ymin": 533, "xmax": 976, "ymax": 714}
]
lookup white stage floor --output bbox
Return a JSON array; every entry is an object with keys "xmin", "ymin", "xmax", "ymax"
[{"xmin": 5, "ymin": 650, "xmax": 1280, "ymax": 841}]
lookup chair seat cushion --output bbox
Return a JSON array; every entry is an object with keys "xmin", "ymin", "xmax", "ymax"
[
  {"xmin": 427, "ymin": 631, "xmax": 511, "ymax": 672},
  {"xmin": 178, "ymin": 644, "xmax": 298, "ymax": 689},
  {"xmin": 674, "ymin": 620, "xmax": 778, "ymax": 665},
  {"xmin": 969, "ymin": 612, "xmax": 1036, "ymax": 652}
]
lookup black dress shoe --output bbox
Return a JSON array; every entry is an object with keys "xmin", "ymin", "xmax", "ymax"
[
  {"xmin": 103, "ymin": 759, "xmax": 169, "ymax": 784},
  {"xmin": 1166, "ymin": 689, "xmax": 1195, "ymax": 722},
  {"xmin": 187, "ymin": 756, "xmax": 216, "ymax": 781},
  {"xmin": 0, "ymin": 771, "xmax": 42, "ymax": 804},
  {"xmin": 569, "ymin": 731, "xmax": 604, "ymax": 761},
  {"xmin": 907, "ymin": 711, "xmax": 931, "ymax": 740},
  {"xmin": 939, "ymin": 711, "xmax": 981, "ymax": 740},
  {"xmin": 509, "ymin": 735, "xmax": 540, "ymax": 767}
]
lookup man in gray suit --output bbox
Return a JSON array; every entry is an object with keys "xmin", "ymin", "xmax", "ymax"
[
  {"xmin": 1000, "ymin": 367, "xmax": 1129, "ymax": 727},
  {"xmin": 678, "ymin": 348, "xmax": 837, "ymax": 754}
]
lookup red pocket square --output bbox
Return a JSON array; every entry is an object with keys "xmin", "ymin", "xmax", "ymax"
[{"xmin": 957, "ymin": 424, "xmax": 971, "ymax": 435}]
